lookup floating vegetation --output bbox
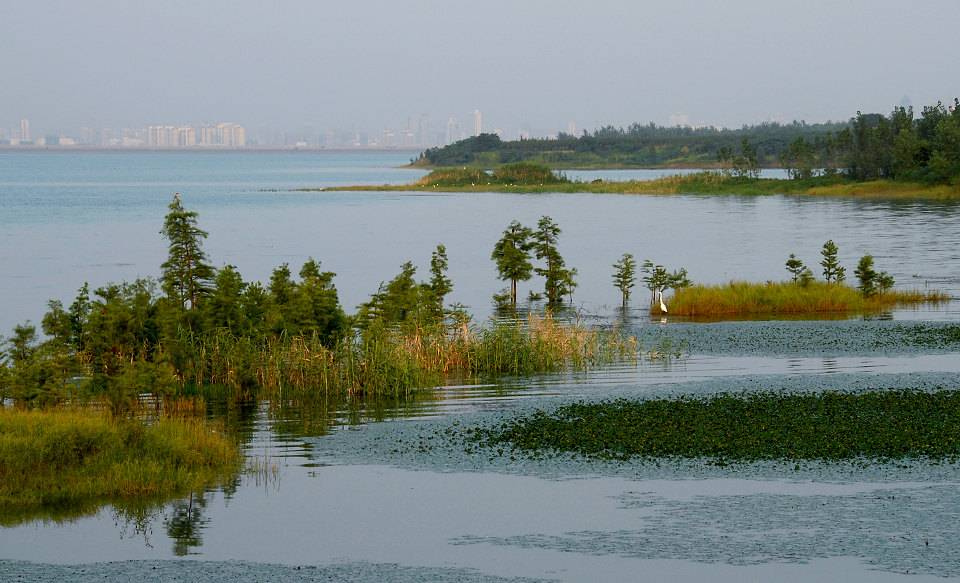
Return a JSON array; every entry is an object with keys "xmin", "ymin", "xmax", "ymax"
[
  {"xmin": 471, "ymin": 389, "xmax": 960, "ymax": 464},
  {"xmin": 629, "ymin": 320, "xmax": 960, "ymax": 357}
]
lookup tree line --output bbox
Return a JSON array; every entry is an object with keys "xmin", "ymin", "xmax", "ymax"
[
  {"xmin": 414, "ymin": 99, "xmax": 960, "ymax": 184},
  {"xmin": 414, "ymin": 121, "xmax": 846, "ymax": 169}
]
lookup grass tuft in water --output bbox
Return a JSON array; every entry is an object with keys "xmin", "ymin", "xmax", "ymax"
[
  {"xmin": 0, "ymin": 409, "xmax": 241, "ymax": 524},
  {"xmin": 666, "ymin": 280, "xmax": 948, "ymax": 317}
]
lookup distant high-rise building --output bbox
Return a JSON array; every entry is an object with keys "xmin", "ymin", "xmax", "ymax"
[
  {"xmin": 20, "ymin": 119, "xmax": 29, "ymax": 141},
  {"xmin": 446, "ymin": 117, "xmax": 461, "ymax": 144},
  {"xmin": 567, "ymin": 121, "xmax": 576, "ymax": 136},
  {"xmin": 473, "ymin": 109, "xmax": 482, "ymax": 136}
]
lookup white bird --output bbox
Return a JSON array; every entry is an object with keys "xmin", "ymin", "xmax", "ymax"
[{"xmin": 657, "ymin": 291, "xmax": 668, "ymax": 314}]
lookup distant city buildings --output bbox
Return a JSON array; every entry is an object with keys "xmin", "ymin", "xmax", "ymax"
[
  {"xmin": 146, "ymin": 122, "xmax": 245, "ymax": 147},
  {"xmin": 1, "ymin": 109, "xmax": 556, "ymax": 149}
]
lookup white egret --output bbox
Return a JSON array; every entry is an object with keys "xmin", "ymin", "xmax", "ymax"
[{"xmin": 657, "ymin": 291, "xmax": 667, "ymax": 314}]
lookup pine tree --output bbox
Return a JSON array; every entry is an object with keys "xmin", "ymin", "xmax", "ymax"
[
  {"xmin": 612, "ymin": 253, "xmax": 637, "ymax": 307},
  {"xmin": 491, "ymin": 220, "xmax": 534, "ymax": 305},
  {"xmin": 424, "ymin": 244, "xmax": 453, "ymax": 320},
  {"xmin": 160, "ymin": 195, "xmax": 216, "ymax": 310},
  {"xmin": 820, "ymin": 240, "xmax": 845, "ymax": 284},
  {"xmin": 533, "ymin": 216, "xmax": 576, "ymax": 306}
]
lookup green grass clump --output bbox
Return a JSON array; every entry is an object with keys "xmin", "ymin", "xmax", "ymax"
[
  {"xmin": 666, "ymin": 280, "xmax": 948, "ymax": 317},
  {"xmin": 0, "ymin": 410, "xmax": 241, "ymax": 524},
  {"xmin": 473, "ymin": 389, "xmax": 960, "ymax": 463}
]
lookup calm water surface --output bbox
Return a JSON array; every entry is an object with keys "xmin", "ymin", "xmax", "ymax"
[{"xmin": 1, "ymin": 151, "xmax": 959, "ymax": 581}]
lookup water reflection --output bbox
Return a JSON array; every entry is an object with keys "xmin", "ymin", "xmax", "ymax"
[{"xmin": 164, "ymin": 493, "xmax": 209, "ymax": 556}]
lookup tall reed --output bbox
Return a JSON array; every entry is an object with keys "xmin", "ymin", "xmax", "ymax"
[{"xmin": 174, "ymin": 313, "xmax": 641, "ymax": 400}]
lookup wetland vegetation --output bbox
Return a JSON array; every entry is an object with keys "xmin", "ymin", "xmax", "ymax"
[
  {"xmin": 472, "ymin": 388, "xmax": 960, "ymax": 464},
  {"xmin": 0, "ymin": 409, "xmax": 240, "ymax": 524}
]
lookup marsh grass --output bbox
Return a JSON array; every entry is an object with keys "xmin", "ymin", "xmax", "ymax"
[
  {"xmin": 474, "ymin": 388, "xmax": 960, "ymax": 463},
  {"xmin": 183, "ymin": 314, "xmax": 642, "ymax": 400},
  {"xmin": 0, "ymin": 410, "xmax": 241, "ymax": 524},
  {"xmin": 325, "ymin": 170, "xmax": 959, "ymax": 199},
  {"xmin": 666, "ymin": 280, "xmax": 948, "ymax": 317}
]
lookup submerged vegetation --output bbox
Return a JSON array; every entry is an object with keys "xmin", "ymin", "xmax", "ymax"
[
  {"xmin": 0, "ymin": 409, "xmax": 240, "ymax": 524},
  {"xmin": 473, "ymin": 389, "xmax": 960, "ymax": 463}
]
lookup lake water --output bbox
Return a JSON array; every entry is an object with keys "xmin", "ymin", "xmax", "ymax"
[{"xmin": 1, "ymin": 151, "xmax": 959, "ymax": 581}]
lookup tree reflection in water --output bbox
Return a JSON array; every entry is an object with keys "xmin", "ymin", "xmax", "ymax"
[{"xmin": 165, "ymin": 492, "xmax": 210, "ymax": 556}]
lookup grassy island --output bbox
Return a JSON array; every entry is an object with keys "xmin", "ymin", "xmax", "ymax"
[
  {"xmin": 664, "ymin": 280, "xmax": 948, "ymax": 318},
  {"xmin": 472, "ymin": 389, "xmax": 960, "ymax": 463},
  {"xmin": 321, "ymin": 166, "xmax": 960, "ymax": 198},
  {"xmin": 0, "ymin": 410, "xmax": 241, "ymax": 524}
]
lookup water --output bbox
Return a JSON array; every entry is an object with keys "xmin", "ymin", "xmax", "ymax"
[{"xmin": 2, "ymin": 151, "xmax": 960, "ymax": 581}]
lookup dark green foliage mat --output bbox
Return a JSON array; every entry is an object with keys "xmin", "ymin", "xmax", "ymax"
[{"xmin": 472, "ymin": 389, "xmax": 960, "ymax": 462}]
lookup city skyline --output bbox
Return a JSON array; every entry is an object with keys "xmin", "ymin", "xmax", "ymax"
[
  {"xmin": 3, "ymin": 1, "xmax": 958, "ymax": 147},
  {"xmin": 0, "ymin": 101, "xmax": 867, "ymax": 149},
  {"xmin": 1, "ymin": 109, "xmax": 548, "ymax": 148}
]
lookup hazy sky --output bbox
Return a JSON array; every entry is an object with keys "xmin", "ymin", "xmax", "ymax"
[{"xmin": 4, "ymin": 0, "xmax": 960, "ymax": 137}]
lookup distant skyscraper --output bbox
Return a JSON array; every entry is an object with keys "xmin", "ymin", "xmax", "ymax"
[
  {"xmin": 446, "ymin": 117, "xmax": 461, "ymax": 144},
  {"xmin": 567, "ymin": 121, "xmax": 576, "ymax": 136},
  {"xmin": 669, "ymin": 112, "xmax": 690, "ymax": 128},
  {"xmin": 473, "ymin": 109, "xmax": 482, "ymax": 136},
  {"xmin": 20, "ymin": 119, "xmax": 29, "ymax": 141}
]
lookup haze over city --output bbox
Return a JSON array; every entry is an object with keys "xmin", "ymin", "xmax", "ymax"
[{"xmin": 3, "ymin": 0, "xmax": 960, "ymax": 146}]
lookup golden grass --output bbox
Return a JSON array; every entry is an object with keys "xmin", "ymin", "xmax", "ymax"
[
  {"xmin": 0, "ymin": 409, "xmax": 241, "ymax": 523},
  {"xmin": 241, "ymin": 313, "xmax": 640, "ymax": 397},
  {"xmin": 667, "ymin": 280, "xmax": 949, "ymax": 317},
  {"xmin": 806, "ymin": 180, "xmax": 960, "ymax": 198}
]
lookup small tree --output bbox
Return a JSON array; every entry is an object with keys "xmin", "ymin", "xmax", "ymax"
[
  {"xmin": 160, "ymin": 195, "xmax": 216, "ymax": 311},
  {"xmin": 854, "ymin": 255, "xmax": 895, "ymax": 297},
  {"xmin": 641, "ymin": 260, "xmax": 690, "ymax": 300},
  {"xmin": 785, "ymin": 254, "xmax": 806, "ymax": 283},
  {"xmin": 612, "ymin": 253, "xmax": 637, "ymax": 307},
  {"xmin": 423, "ymin": 244, "xmax": 453, "ymax": 320},
  {"xmin": 491, "ymin": 220, "xmax": 534, "ymax": 305},
  {"xmin": 779, "ymin": 136, "xmax": 815, "ymax": 180},
  {"xmin": 820, "ymin": 240, "xmax": 845, "ymax": 284},
  {"xmin": 533, "ymin": 216, "xmax": 576, "ymax": 306}
]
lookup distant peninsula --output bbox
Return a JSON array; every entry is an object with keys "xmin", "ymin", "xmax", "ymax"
[{"xmin": 322, "ymin": 100, "xmax": 960, "ymax": 198}]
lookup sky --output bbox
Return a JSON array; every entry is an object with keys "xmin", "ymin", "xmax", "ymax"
[{"xmin": 3, "ymin": 0, "xmax": 960, "ymax": 139}]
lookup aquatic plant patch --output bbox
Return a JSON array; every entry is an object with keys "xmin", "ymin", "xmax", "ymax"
[
  {"xmin": 470, "ymin": 389, "xmax": 960, "ymax": 463},
  {"xmin": 629, "ymin": 320, "xmax": 960, "ymax": 357}
]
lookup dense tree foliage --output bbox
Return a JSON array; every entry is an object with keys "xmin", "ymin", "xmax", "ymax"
[
  {"xmin": 160, "ymin": 195, "xmax": 216, "ymax": 312},
  {"xmin": 532, "ymin": 216, "xmax": 577, "ymax": 306},
  {"xmin": 491, "ymin": 221, "xmax": 535, "ymax": 305},
  {"xmin": 415, "ymin": 121, "xmax": 847, "ymax": 169},
  {"xmin": 415, "ymin": 100, "xmax": 960, "ymax": 185}
]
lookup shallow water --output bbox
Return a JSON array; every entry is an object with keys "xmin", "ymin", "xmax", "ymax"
[{"xmin": 2, "ymin": 152, "xmax": 960, "ymax": 581}]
